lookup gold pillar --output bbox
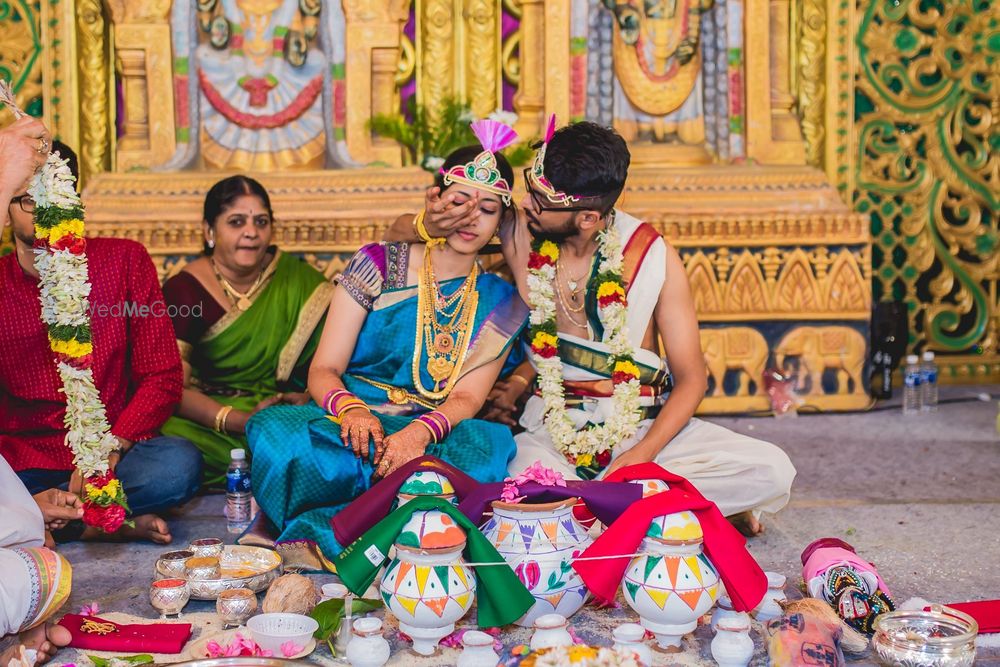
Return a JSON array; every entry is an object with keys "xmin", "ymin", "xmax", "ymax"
[
  {"xmin": 76, "ymin": 0, "xmax": 112, "ymax": 184},
  {"xmin": 512, "ymin": 0, "xmax": 545, "ymax": 138},
  {"xmin": 106, "ymin": 1, "xmax": 175, "ymax": 172},
  {"xmin": 40, "ymin": 0, "xmax": 80, "ymax": 152},
  {"xmin": 464, "ymin": 0, "xmax": 502, "ymax": 118},
  {"xmin": 416, "ymin": 0, "xmax": 456, "ymax": 124},
  {"xmin": 745, "ymin": 0, "xmax": 806, "ymax": 164},
  {"xmin": 513, "ymin": 0, "xmax": 570, "ymax": 139},
  {"xmin": 343, "ymin": 0, "xmax": 410, "ymax": 166}
]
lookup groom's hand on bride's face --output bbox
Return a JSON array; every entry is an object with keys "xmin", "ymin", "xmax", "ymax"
[{"xmin": 424, "ymin": 186, "xmax": 479, "ymax": 237}]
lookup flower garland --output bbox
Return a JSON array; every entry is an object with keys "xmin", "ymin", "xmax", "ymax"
[
  {"xmin": 1, "ymin": 89, "xmax": 134, "ymax": 532},
  {"xmin": 526, "ymin": 217, "xmax": 643, "ymax": 476}
]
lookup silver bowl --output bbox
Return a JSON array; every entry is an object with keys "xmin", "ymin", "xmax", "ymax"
[
  {"xmin": 155, "ymin": 545, "xmax": 282, "ymax": 601},
  {"xmin": 872, "ymin": 605, "xmax": 978, "ymax": 667}
]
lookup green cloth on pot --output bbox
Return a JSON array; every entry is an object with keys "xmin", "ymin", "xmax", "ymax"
[{"xmin": 335, "ymin": 496, "xmax": 534, "ymax": 627}]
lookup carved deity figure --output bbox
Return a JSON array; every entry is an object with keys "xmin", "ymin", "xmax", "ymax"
[
  {"xmin": 602, "ymin": 0, "xmax": 712, "ymax": 145},
  {"xmin": 165, "ymin": 0, "xmax": 353, "ymax": 170}
]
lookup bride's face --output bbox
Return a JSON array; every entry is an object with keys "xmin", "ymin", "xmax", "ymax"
[{"xmin": 441, "ymin": 185, "xmax": 504, "ymax": 255}]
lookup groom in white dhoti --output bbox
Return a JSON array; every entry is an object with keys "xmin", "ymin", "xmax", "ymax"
[{"xmin": 387, "ymin": 119, "xmax": 795, "ymax": 534}]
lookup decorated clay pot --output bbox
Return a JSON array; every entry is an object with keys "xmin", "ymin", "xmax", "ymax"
[
  {"xmin": 632, "ymin": 478, "xmax": 671, "ymax": 498},
  {"xmin": 378, "ymin": 510, "xmax": 476, "ymax": 655},
  {"xmin": 481, "ymin": 498, "xmax": 592, "ymax": 627},
  {"xmin": 396, "ymin": 471, "xmax": 457, "ymax": 507},
  {"xmin": 621, "ymin": 510, "xmax": 721, "ymax": 649}
]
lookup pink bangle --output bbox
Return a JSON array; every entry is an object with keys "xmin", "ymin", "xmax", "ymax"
[
  {"xmin": 324, "ymin": 389, "xmax": 367, "ymax": 418},
  {"xmin": 416, "ymin": 410, "xmax": 451, "ymax": 443}
]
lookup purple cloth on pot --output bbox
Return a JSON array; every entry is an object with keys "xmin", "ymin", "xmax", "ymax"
[{"xmin": 458, "ymin": 480, "xmax": 643, "ymax": 527}]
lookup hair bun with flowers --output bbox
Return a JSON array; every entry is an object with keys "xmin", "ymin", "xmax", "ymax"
[{"xmin": 440, "ymin": 119, "xmax": 518, "ymax": 205}]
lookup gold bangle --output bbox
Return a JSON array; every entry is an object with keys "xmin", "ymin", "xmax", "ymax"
[
  {"xmin": 215, "ymin": 405, "xmax": 234, "ymax": 433},
  {"xmin": 508, "ymin": 374, "xmax": 530, "ymax": 389},
  {"xmin": 414, "ymin": 210, "xmax": 432, "ymax": 242},
  {"xmin": 220, "ymin": 405, "xmax": 234, "ymax": 433},
  {"xmin": 414, "ymin": 210, "xmax": 446, "ymax": 247}
]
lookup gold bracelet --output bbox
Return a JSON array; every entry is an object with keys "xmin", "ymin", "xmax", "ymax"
[
  {"xmin": 214, "ymin": 405, "xmax": 234, "ymax": 433},
  {"xmin": 414, "ymin": 210, "xmax": 446, "ymax": 247},
  {"xmin": 219, "ymin": 405, "xmax": 234, "ymax": 433}
]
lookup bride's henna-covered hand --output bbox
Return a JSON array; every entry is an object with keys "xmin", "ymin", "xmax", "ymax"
[
  {"xmin": 339, "ymin": 408, "xmax": 383, "ymax": 460},
  {"xmin": 374, "ymin": 425, "xmax": 430, "ymax": 479}
]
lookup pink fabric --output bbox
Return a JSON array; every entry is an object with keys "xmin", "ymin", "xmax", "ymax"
[{"xmin": 802, "ymin": 546, "xmax": 892, "ymax": 598}]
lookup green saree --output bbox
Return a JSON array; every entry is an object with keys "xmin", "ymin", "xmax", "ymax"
[{"xmin": 161, "ymin": 250, "xmax": 333, "ymax": 485}]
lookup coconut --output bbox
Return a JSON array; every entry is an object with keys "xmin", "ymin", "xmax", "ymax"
[{"xmin": 262, "ymin": 573, "xmax": 320, "ymax": 615}]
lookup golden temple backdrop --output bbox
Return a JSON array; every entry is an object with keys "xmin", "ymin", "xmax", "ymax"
[{"xmin": 1, "ymin": 0, "xmax": 997, "ymax": 412}]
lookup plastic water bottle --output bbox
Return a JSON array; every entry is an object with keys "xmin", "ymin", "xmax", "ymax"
[
  {"xmin": 902, "ymin": 354, "xmax": 922, "ymax": 416},
  {"xmin": 226, "ymin": 449, "xmax": 252, "ymax": 534},
  {"xmin": 921, "ymin": 351, "xmax": 938, "ymax": 412}
]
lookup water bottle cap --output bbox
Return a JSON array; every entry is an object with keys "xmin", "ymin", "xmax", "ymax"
[
  {"xmin": 906, "ymin": 354, "xmax": 919, "ymax": 364},
  {"xmin": 922, "ymin": 351, "xmax": 935, "ymax": 361},
  {"xmin": 231, "ymin": 449, "xmax": 246, "ymax": 460}
]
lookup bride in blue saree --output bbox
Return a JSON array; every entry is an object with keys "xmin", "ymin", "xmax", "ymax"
[{"xmin": 246, "ymin": 121, "xmax": 527, "ymax": 569}]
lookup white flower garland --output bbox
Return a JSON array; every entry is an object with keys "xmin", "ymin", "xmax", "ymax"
[
  {"xmin": 527, "ymin": 218, "xmax": 643, "ymax": 469},
  {"xmin": 27, "ymin": 157, "xmax": 121, "ymax": 478}
]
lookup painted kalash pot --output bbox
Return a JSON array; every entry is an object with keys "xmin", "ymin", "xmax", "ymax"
[
  {"xmin": 481, "ymin": 498, "xmax": 592, "ymax": 626},
  {"xmin": 379, "ymin": 509, "xmax": 476, "ymax": 655},
  {"xmin": 396, "ymin": 470, "xmax": 458, "ymax": 507},
  {"xmin": 621, "ymin": 505, "xmax": 721, "ymax": 649}
]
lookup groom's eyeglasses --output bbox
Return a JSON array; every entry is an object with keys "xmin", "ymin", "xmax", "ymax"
[{"xmin": 10, "ymin": 195, "xmax": 35, "ymax": 213}]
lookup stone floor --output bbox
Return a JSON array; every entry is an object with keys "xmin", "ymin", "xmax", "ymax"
[{"xmin": 57, "ymin": 385, "xmax": 1000, "ymax": 665}]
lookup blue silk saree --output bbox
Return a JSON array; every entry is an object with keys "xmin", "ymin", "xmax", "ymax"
[{"xmin": 246, "ymin": 242, "xmax": 526, "ymax": 569}]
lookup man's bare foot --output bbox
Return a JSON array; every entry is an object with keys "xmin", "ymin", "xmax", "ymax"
[
  {"xmin": 9, "ymin": 622, "xmax": 73, "ymax": 664},
  {"xmin": 82, "ymin": 514, "xmax": 172, "ymax": 544},
  {"xmin": 728, "ymin": 511, "xmax": 764, "ymax": 537}
]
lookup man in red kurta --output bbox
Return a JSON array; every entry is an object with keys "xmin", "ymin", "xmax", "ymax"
[{"xmin": 1, "ymin": 139, "xmax": 202, "ymax": 543}]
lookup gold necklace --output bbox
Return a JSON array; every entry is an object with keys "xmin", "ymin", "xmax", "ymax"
[
  {"xmin": 557, "ymin": 255, "xmax": 589, "ymax": 302},
  {"xmin": 211, "ymin": 258, "xmax": 266, "ymax": 311},
  {"xmin": 411, "ymin": 250, "xmax": 479, "ymax": 400}
]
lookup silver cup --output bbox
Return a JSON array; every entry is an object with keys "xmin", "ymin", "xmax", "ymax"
[
  {"xmin": 156, "ymin": 549, "xmax": 195, "ymax": 579},
  {"xmin": 150, "ymin": 578, "xmax": 190, "ymax": 618},
  {"xmin": 216, "ymin": 588, "xmax": 258, "ymax": 628},
  {"xmin": 185, "ymin": 556, "xmax": 222, "ymax": 580},
  {"xmin": 189, "ymin": 537, "xmax": 224, "ymax": 559}
]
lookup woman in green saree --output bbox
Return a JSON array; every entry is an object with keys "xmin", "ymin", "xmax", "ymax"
[{"xmin": 161, "ymin": 176, "xmax": 333, "ymax": 485}]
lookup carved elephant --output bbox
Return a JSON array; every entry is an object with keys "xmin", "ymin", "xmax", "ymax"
[
  {"xmin": 700, "ymin": 327, "xmax": 769, "ymax": 397},
  {"xmin": 774, "ymin": 326, "xmax": 867, "ymax": 395}
]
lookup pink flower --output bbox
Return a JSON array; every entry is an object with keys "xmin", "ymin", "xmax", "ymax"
[
  {"xmin": 512, "ymin": 461, "xmax": 567, "ymax": 488},
  {"xmin": 499, "ymin": 481, "xmax": 525, "ymax": 504},
  {"xmin": 567, "ymin": 626, "xmax": 585, "ymax": 645},
  {"xmin": 280, "ymin": 641, "xmax": 303, "ymax": 657},
  {"xmin": 78, "ymin": 602, "xmax": 100, "ymax": 616}
]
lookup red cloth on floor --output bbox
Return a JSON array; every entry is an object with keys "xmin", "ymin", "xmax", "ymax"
[
  {"xmin": 58, "ymin": 614, "xmax": 192, "ymax": 654},
  {"xmin": 572, "ymin": 488, "xmax": 768, "ymax": 612},
  {"xmin": 572, "ymin": 463, "xmax": 707, "ymax": 526},
  {"xmin": 932, "ymin": 601, "xmax": 1000, "ymax": 633}
]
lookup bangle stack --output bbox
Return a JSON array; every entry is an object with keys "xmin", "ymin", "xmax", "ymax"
[
  {"xmin": 414, "ymin": 410, "xmax": 452, "ymax": 443},
  {"xmin": 322, "ymin": 389, "xmax": 370, "ymax": 418},
  {"xmin": 214, "ymin": 405, "xmax": 234, "ymax": 433},
  {"xmin": 413, "ymin": 210, "xmax": 445, "ymax": 248}
]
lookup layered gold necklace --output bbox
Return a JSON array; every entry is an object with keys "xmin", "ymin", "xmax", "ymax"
[
  {"xmin": 412, "ymin": 249, "xmax": 479, "ymax": 401},
  {"xmin": 211, "ymin": 258, "xmax": 267, "ymax": 311}
]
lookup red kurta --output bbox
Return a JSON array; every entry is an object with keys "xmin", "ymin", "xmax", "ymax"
[{"xmin": 0, "ymin": 238, "xmax": 183, "ymax": 472}]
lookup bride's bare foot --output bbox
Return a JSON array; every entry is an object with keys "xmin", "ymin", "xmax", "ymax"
[
  {"xmin": 11, "ymin": 622, "xmax": 72, "ymax": 664},
  {"xmin": 728, "ymin": 511, "xmax": 764, "ymax": 537},
  {"xmin": 82, "ymin": 514, "xmax": 172, "ymax": 544}
]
